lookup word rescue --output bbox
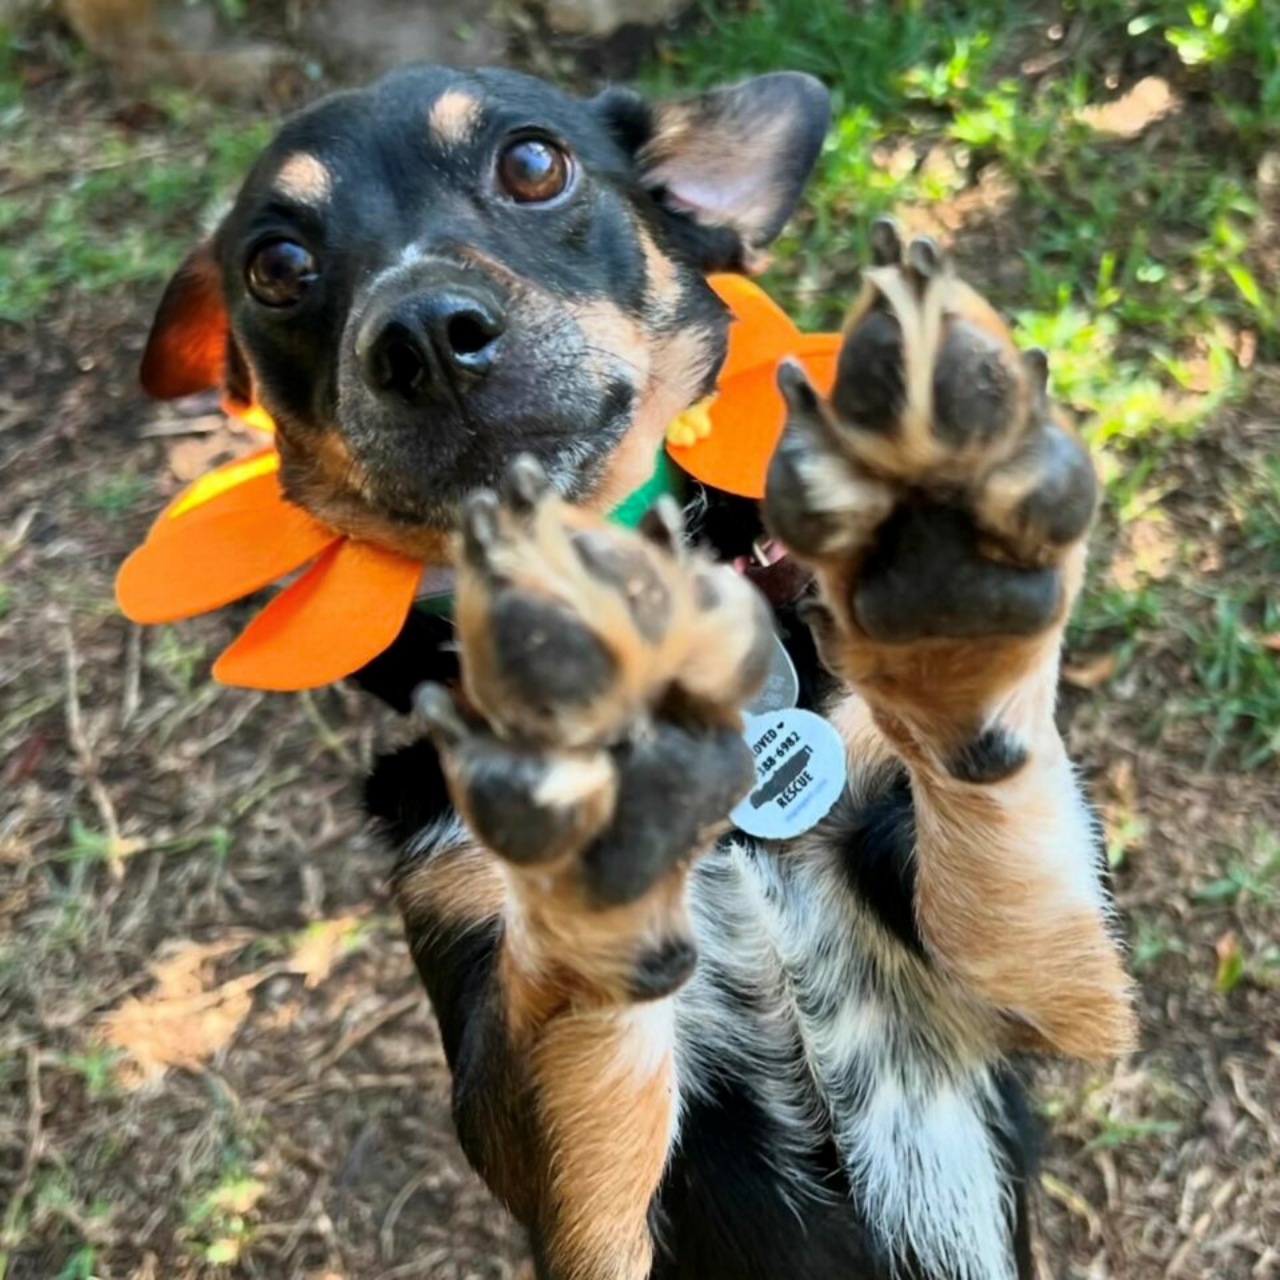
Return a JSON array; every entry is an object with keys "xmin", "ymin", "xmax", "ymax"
[{"xmin": 730, "ymin": 708, "xmax": 845, "ymax": 841}]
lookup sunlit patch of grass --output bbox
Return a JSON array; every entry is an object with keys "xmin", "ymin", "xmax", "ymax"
[
  {"xmin": 181, "ymin": 1164, "xmax": 268, "ymax": 1268},
  {"xmin": 1183, "ymin": 595, "xmax": 1280, "ymax": 766}
]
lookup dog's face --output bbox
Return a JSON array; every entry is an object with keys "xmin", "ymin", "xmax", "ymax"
[{"xmin": 141, "ymin": 66, "xmax": 829, "ymax": 556}]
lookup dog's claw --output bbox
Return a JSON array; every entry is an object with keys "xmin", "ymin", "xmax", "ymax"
[
  {"xmin": 906, "ymin": 235, "xmax": 943, "ymax": 281},
  {"xmin": 639, "ymin": 494, "xmax": 685, "ymax": 555},
  {"xmin": 1022, "ymin": 347, "xmax": 1049, "ymax": 397},
  {"xmin": 463, "ymin": 490, "xmax": 501, "ymax": 565},
  {"xmin": 869, "ymin": 217, "xmax": 903, "ymax": 267},
  {"xmin": 777, "ymin": 358, "xmax": 820, "ymax": 415},
  {"xmin": 414, "ymin": 682, "xmax": 468, "ymax": 746},
  {"xmin": 502, "ymin": 453, "xmax": 550, "ymax": 513}
]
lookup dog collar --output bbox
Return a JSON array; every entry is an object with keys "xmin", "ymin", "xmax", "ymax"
[{"xmin": 115, "ymin": 275, "xmax": 839, "ymax": 691}]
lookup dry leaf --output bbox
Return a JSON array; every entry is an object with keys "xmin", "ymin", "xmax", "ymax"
[
  {"xmin": 289, "ymin": 914, "xmax": 365, "ymax": 990},
  {"xmin": 98, "ymin": 936, "xmax": 265, "ymax": 1088},
  {"xmin": 1263, "ymin": 632, "xmax": 1280, "ymax": 652},
  {"xmin": 1078, "ymin": 76, "xmax": 1178, "ymax": 138},
  {"xmin": 1063, "ymin": 653, "xmax": 1117, "ymax": 689}
]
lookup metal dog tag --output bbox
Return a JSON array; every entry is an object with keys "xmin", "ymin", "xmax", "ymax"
[
  {"xmin": 731, "ymin": 707, "xmax": 845, "ymax": 841},
  {"xmin": 745, "ymin": 631, "xmax": 800, "ymax": 715},
  {"xmin": 736, "ymin": 634, "xmax": 844, "ymax": 839}
]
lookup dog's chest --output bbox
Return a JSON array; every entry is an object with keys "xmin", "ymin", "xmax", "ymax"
[{"xmin": 670, "ymin": 835, "xmax": 1021, "ymax": 1280}]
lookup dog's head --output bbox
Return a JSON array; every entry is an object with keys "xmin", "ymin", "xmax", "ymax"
[{"xmin": 141, "ymin": 65, "xmax": 829, "ymax": 557}]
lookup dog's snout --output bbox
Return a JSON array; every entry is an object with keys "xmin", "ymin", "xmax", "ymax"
[{"xmin": 364, "ymin": 287, "xmax": 505, "ymax": 404}]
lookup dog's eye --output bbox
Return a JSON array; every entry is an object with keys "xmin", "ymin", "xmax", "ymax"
[
  {"xmin": 246, "ymin": 239, "xmax": 318, "ymax": 306},
  {"xmin": 497, "ymin": 137, "xmax": 572, "ymax": 204}
]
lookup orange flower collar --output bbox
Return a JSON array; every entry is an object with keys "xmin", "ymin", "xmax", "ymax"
[{"xmin": 116, "ymin": 276, "xmax": 839, "ymax": 691}]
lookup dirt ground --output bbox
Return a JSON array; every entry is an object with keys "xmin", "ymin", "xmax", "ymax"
[{"xmin": 2, "ymin": 11, "xmax": 1278, "ymax": 1280}]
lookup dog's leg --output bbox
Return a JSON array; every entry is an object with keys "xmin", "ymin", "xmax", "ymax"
[
  {"xmin": 398, "ymin": 459, "xmax": 771, "ymax": 1280},
  {"xmin": 764, "ymin": 224, "xmax": 1136, "ymax": 1060}
]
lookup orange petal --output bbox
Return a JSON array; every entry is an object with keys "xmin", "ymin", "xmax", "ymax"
[
  {"xmin": 212, "ymin": 539, "xmax": 422, "ymax": 690},
  {"xmin": 668, "ymin": 343, "xmax": 841, "ymax": 499},
  {"xmin": 709, "ymin": 274, "xmax": 801, "ymax": 380},
  {"xmin": 116, "ymin": 499, "xmax": 336, "ymax": 623},
  {"xmin": 156, "ymin": 447, "xmax": 280, "ymax": 523}
]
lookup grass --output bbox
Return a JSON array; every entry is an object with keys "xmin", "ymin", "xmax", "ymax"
[
  {"xmin": 181, "ymin": 1164, "xmax": 267, "ymax": 1267},
  {"xmin": 1186, "ymin": 595, "xmax": 1280, "ymax": 766},
  {"xmin": 1194, "ymin": 824, "xmax": 1280, "ymax": 906},
  {"xmin": 0, "ymin": 24, "xmax": 272, "ymax": 326}
]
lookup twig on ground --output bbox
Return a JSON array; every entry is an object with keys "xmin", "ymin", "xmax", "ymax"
[
  {"xmin": 64, "ymin": 619, "xmax": 137, "ymax": 879},
  {"xmin": 0, "ymin": 1048, "xmax": 44, "ymax": 1264},
  {"xmin": 381, "ymin": 1169, "xmax": 433, "ymax": 1261},
  {"xmin": 121, "ymin": 625, "xmax": 142, "ymax": 729}
]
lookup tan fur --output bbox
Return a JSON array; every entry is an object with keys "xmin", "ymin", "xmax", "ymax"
[
  {"xmin": 815, "ymin": 548, "xmax": 1136, "ymax": 1059},
  {"xmin": 638, "ymin": 226, "xmax": 682, "ymax": 316},
  {"xmin": 781, "ymin": 245, "xmax": 1136, "ymax": 1061},
  {"xmin": 274, "ymin": 152, "xmax": 332, "ymax": 205},
  {"xmin": 535, "ymin": 1008, "xmax": 674, "ymax": 1280},
  {"xmin": 640, "ymin": 102, "xmax": 794, "ymax": 247},
  {"xmin": 909, "ymin": 745, "xmax": 1137, "ymax": 1059},
  {"xmin": 452, "ymin": 482, "xmax": 747, "ymax": 746},
  {"xmin": 508, "ymin": 869, "xmax": 693, "ymax": 1013},
  {"xmin": 396, "ymin": 840, "xmax": 506, "ymax": 934},
  {"xmin": 567, "ymin": 298, "xmax": 653, "ymax": 389},
  {"xmin": 428, "ymin": 90, "xmax": 482, "ymax": 146},
  {"xmin": 591, "ymin": 325, "xmax": 716, "ymax": 514},
  {"xmin": 397, "ymin": 834, "xmax": 682, "ymax": 1276}
]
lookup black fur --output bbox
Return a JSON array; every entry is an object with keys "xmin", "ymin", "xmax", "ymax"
[
  {"xmin": 947, "ymin": 726, "xmax": 1030, "ymax": 785},
  {"xmin": 826, "ymin": 766, "xmax": 923, "ymax": 955}
]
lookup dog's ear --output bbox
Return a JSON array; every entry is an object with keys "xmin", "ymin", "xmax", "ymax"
[
  {"xmin": 140, "ymin": 241, "xmax": 229, "ymax": 398},
  {"xmin": 596, "ymin": 72, "xmax": 830, "ymax": 271}
]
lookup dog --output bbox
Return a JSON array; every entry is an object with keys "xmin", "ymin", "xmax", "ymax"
[{"xmin": 137, "ymin": 64, "xmax": 1136, "ymax": 1280}]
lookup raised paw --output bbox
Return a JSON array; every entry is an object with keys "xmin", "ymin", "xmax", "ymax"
[
  {"xmin": 413, "ymin": 456, "xmax": 772, "ymax": 1000},
  {"xmin": 415, "ymin": 682, "xmax": 753, "ymax": 909},
  {"xmin": 764, "ymin": 220, "xmax": 1097, "ymax": 667},
  {"xmin": 452, "ymin": 455, "xmax": 773, "ymax": 748}
]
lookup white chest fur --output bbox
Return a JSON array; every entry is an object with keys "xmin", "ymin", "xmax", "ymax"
[{"xmin": 675, "ymin": 837, "xmax": 1020, "ymax": 1280}]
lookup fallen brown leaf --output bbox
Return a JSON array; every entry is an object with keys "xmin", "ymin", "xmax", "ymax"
[
  {"xmin": 1063, "ymin": 653, "xmax": 1118, "ymax": 689},
  {"xmin": 98, "ymin": 936, "xmax": 268, "ymax": 1088}
]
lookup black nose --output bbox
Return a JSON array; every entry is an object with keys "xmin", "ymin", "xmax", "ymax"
[{"xmin": 363, "ymin": 287, "xmax": 505, "ymax": 404}]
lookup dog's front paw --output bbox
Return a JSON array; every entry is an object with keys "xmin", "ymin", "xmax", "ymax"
[
  {"xmin": 416, "ymin": 456, "xmax": 770, "ymax": 999},
  {"xmin": 763, "ymin": 221, "xmax": 1095, "ymax": 714}
]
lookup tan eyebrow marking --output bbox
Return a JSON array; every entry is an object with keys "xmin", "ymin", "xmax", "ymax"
[
  {"xmin": 429, "ymin": 90, "xmax": 482, "ymax": 145},
  {"xmin": 273, "ymin": 152, "xmax": 332, "ymax": 205}
]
